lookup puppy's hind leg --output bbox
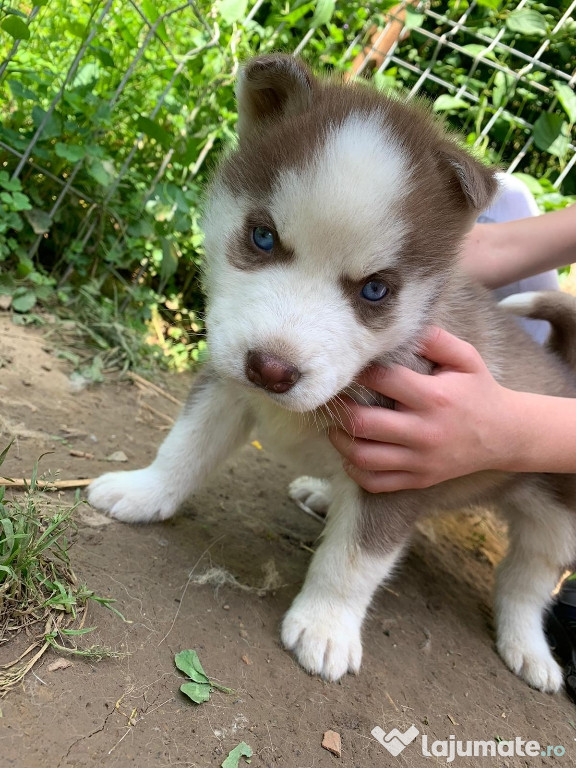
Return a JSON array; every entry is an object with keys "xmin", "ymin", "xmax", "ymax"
[
  {"xmin": 282, "ymin": 478, "xmax": 410, "ymax": 681},
  {"xmin": 495, "ymin": 484, "xmax": 576, "ymax": 693},
  {"xmin": 88, "ymin": 370, "xmax": 253, "ymax": 523}
]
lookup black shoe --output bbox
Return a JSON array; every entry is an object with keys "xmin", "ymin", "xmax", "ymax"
[{"xmin": 546, "ymin": 574, "xmax": 576, "ymax": 704}]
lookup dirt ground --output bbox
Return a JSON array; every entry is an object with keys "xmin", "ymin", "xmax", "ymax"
[{"xmin": 1, "ymin": 313, "xmax": 576, "ymax": 768}]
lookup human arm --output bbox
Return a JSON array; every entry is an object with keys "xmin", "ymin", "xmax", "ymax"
[
  {"xmin": 462, "ymin": 204, "xmax": 576, "ymax": 288},
  {"xmin": 329, "ymin": 327, "xmax": 576, "ymax": 493}
]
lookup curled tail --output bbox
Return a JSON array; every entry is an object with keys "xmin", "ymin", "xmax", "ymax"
[{"xmin": 500, "ymin": 290, "xmax": 576, "ymax": 370}]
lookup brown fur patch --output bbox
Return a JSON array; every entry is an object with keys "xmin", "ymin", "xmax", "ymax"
[
  {"xmin": 340, "ymin": 269, "xmax": 403, "ymax": 329},
  {"xmin": 222, "ymin": 64, "xmax": 497, "ymax": 287},
  {"xmin": 228, "ymin": 211, "xmax": 295, "ymax": 271}
]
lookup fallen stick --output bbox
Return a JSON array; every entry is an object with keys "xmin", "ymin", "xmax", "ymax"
[
  {"xmin": 139, "ymin": 400, "xmax": 175, "ymax": 424},
  {"xmin": 127, "ymin": 372, "xmax": 183, "ymax": 407},
  {"xmin": 0, "ymin": 478, "xmax": 93, "ymax": 490}
]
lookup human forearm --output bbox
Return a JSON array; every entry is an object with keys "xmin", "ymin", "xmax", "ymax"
[
  {"xmin": 462, "ymin": 205, "xmax": 576, "ymax": 288},
  {"xmin": 499, "ymin": 390, "xmax": 576, "ymax": 475}
]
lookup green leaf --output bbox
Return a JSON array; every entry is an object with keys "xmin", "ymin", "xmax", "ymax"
[
  {"xmin": 11, "ymin": 288, "xmax": 36, "ymax": 313},
  {"xmin": 1, "ymin": 16, "xmax": 30, "ymax": 40},
  {"xmin": 91, "ymin": 45, "xmax": 115, "ymax": 68},
  {"xmin": 31, "ymin": 107, "xmax": 62, "ymax": 139},
  {"xmin": 476, "ymin": 0, "xmax": 501, "ymax": 8},
  {"xmin": 72, "ymin": 62, "xmax": 100, "ymax": 89},
  {"xmin": 24, "ymin": 209, "xmax": 52, "ymax": 234},
  {"xmin": 55, "ymin": 143, "xmax": 86, "ymax": 163},
  {"xmin": 554, "ymin": 81, "xmax": 576, "ymax": 124},
  {"xmin": 404, "ymin": 6, "xmax": 425, "ymax": 30},
  {"xmin": 160, "ymin": 238, "xmax": 178, "ymax": 284},
  {"xmin": 312, "ymin": 0, "xmax": 335, "ymax": 28},
  {"xmin": 3, "ymin": 191, "xmax": 32, "ymax": 211},
  {"xmin": 218, "ymin": 0, "xmax": 248, "ymax": 24},
  {"xmin": 174, "ymin": 650, "xmax": 210, "ymax": 684},
  {"xmin": 492, "ymin": 71, "xmax": 516, "ymax": 108},
  {"xmin": 8, "ymin": 79, "xmax": 37, "ymax": 101},
  {"xmin": 533, "ymin": 113, "xmax": 570, "ymax": 158},
  {"xmin": 221, "ymin": 742, "xmax": 253, "ymax": 768},
  {"xmin": 462, "ymin": 44, "xmax": 497, "ymax": 61},
  {"xmin": 512, "ymin": 173, "xmax": 542, "ymax": 196},
  {"xmin": 87, "ymin": 159, "xmax": 113, "ymax": 186},
  {"xmin": 506, "ymin": 9, "xmax": 548, "ymax": 36},
  {"xmin": 142, "ymin": 0, "xmax": 168, "ymax": 41},
  {"xmin": 433, "ymin": 95, "xmax": 468, "ymax": 112},
  {"xmin": 136, "ymin": 116, "xmax": 171, "ymax": 148},
  {"xmin": 180, "ymin": 681, "xmax": 211, "ymax": 704}
]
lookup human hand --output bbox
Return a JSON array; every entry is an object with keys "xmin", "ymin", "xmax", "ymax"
[{"xmin": 328, "ymin": 327, "xmax": 520, "ymax": 492}]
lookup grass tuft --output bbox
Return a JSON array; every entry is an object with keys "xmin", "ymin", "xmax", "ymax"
[{"xmin": 0, "ymin": 443, "xmax": 126, "ymax": 696}]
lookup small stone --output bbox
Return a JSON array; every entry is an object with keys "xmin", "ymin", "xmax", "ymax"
[
  {"xmin": 223, "ymin": 604, "xmax": 230, "ymax": 610},
  {"xmin": 239, "ymin": 629, "xmax": 248, "ymax": 638},
  {"xmin": 106, "ymin": 450, "xmax": 128, "ymax": 462},
  {"xmin": 241, "ymin": 655, "xmax": 253, "ymax": 665},
  {"xmin": 322, "ymin": 730, "xmax": 341, "ymax": 758},
  {"xmin": 47, "ymin": 658, "xmax": 73, "ymax": 673}
]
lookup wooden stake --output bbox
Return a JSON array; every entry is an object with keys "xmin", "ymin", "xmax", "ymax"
[
  {"xmin": 127, "ymin": 372, "xmax": 183, "ymax": 407},
  {"xmin": 0, "ymin": 478, "xmax": 93, "ymax": 490}
]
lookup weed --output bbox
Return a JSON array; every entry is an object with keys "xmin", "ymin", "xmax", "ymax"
[{"xmin": 0, "ymin": 443, "xmax": 126, "ymax": 697}]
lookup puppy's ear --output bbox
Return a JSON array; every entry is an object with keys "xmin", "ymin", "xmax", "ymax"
[
  {"xmin": 439, "ymin": 141, "xmax": 498, "ymax": 213},
  {"xmin": 236, "ymin": 55, "xmax": 314, "ymax": 140}
]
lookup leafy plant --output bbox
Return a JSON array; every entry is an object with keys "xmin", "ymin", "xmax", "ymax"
[
  {"xmin": 0, "ymin": 444, "xmax": 125, "ymax": 696},
  {"xmin": 174, "ymin": 649, "xmax": 234, "ymax": 703},
  {"xmin": 0, "ymin": 0, "xmax": 574, "ymax": 368}
]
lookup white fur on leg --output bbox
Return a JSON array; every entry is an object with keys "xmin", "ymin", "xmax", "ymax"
[
  {"xmin": 88, "ymin": 377, "xmax": 253, "ymax": 523},
  {"xmin": 495, "ymin": 491, "xmax": 576, "ymax": 693},
  {"xmin": 88, "ymin": 465, "xmax": 184, "ymax": 523},
  {"xmin": 498, "ymin": 292, "xmax": 538, "ymax": 314},
  {"xmin": 282, "ymin": 479, "xmax": 406, "ymax": 681},
  {"xmin": 288, "ymin": 476, "xmax": 332, "ymax": 514}
]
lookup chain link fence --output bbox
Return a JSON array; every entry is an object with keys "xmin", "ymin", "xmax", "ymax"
[{"xmin": 0, "ymin": 0, "xmax": 574, "ymax": 362}]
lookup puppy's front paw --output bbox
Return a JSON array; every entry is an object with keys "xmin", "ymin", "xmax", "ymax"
[
  {"xmin": 497, "ymin": 632, "xmax": 563, "ymax": 693},
  {"xmin": 281, "ymin": 593, "xmax": 362, "ymax": 681},
  {"xmin": 88, "ymin": 467, "xmax": 180, "ymax": 523},
  {"xmin": 288, "ymin": 476, "xmax": 332, "ymax": 515}
]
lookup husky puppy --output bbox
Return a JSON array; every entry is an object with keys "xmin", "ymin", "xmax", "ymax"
[{"xmin": 89, "ymin": 55, "xmax": 576, "ymax": 692}]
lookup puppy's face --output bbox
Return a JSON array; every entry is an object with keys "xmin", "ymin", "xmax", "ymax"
[{"xmin": 202, "ymin": 56, "xmax": 497, "ymax": 413}]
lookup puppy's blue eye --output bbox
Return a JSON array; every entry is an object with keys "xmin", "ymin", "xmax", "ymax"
[
  {"xmin": 361, "ymin": 279, "xmax": 388, "ymax": 302},
  {"xmin": 252, "ymin": 226, "xmax": 274, "ymax": 251}
]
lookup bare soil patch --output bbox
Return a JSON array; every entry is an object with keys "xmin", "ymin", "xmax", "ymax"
[{"xmin": 1, "ymin": 314, "xmax": 575, "ymax": 767}]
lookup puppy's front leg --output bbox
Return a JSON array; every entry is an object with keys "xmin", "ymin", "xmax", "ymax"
[
  {"xmin": 282, "ymin": 478, "xmax": 408, "ymax": 681},
  {"xmin": 88, "ymin": 369, "xmax": 253, "ymax": 523}
]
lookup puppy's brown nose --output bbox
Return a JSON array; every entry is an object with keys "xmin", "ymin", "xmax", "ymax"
[{"xmin": 246, "ymin": 351, "xmax": 300, "ymax": 393}]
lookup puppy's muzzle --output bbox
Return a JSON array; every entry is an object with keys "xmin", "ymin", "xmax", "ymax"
[{"xmin": 246, "ymin": 350, "xmax": 301, "ymax": 393}]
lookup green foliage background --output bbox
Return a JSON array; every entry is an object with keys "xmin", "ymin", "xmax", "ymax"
[{"xmin": 0, "ymin": 0, "xmax": 574, "ymax": 369}]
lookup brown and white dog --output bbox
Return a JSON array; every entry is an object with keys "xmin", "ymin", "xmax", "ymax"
[{"xmin": 89, "ymin": 55, "xmax": 576, "ymax": 693}]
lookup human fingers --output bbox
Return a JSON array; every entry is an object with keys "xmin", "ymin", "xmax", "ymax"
[
  {"xmin": 417, "ymin": 326, "xmax": 483, "ymax": 373},
  {"xmin": 342, "ymin": 464, "xmax": 425, "ymax": 493},
  {"xmin": 355, "ymin": 364, "xmax": 435, "ymax": 410},
  {"xmin": 328, "ymin": 401, "xmax": 416, "ymax": 443},
  {"xmin": 328, "ymin": 429, "xmax": 414, "ymax": 471}
]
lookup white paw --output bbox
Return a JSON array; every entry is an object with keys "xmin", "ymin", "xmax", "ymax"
[
  {"xmin": 281, "ymin": 592, "xmax": 362, "ymax": 681},
  {"xmin": 497, "ymin": 633, "xmax": 563, "ymax": 693},
  {"xmin": 88, "ymin": 467, "xmax": 181, "ymax": 523},
  {"xmin": 288, "ymin": 476, "xmax": 332, "ymax": 515}
]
